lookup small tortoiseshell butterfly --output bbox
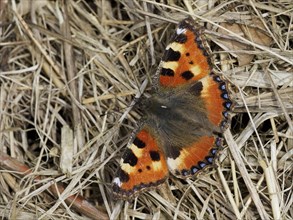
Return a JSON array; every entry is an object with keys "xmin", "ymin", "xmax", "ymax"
[{"xmin": 112, "ymin": 17, "xmax": 233, "ymax": 199}]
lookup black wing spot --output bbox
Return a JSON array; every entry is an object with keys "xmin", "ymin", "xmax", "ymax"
[
  {"xmin": 163, "ymin": 48, "xmax": 181, "ymax": 62},
  {"xmin": 149, "ymin": 151, "xmax": 160, "ymax": 161},
  {"xmin": 186, "ymin": 52, "xmax": 190, "ymax": 56},
  {"xmin": 181, "ymin": 71, "xmax": 194, "ymax": 80},
  {"xmin": 133, "ymin": 137, "xmax": 146, "ymax": 148},
  {"xmin": 161, "ymin": 68, "xmax": 175, "ymax": 76},
  {"xmin": 146, "ymin": 165, "xmax": 151, "ymax": 170},
  {"xmin": 123, "ymin": 149, "xmax": 138, "ymax": 166},
  {"xmin": 117, "ymin": 168, "xmax": 130, "ymax": 183}
]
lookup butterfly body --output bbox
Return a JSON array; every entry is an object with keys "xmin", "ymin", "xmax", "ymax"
[
  {"xmin": 113, "ymin": 17, "xmax": 233, "ymax": 199},
  {"xmin": 144, "ymin": 82, "xmax": 219, "ymax": 147}
]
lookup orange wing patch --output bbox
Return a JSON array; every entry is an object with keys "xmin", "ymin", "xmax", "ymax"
[
  {"xmin": 159, "ymin": 18, "xmax": 211, "ymax": 88},
  {"xmin": 167, "ymin": 136, "xmax": 221, "ymax": 178},
  {"xmin": 113, "ymin": 128, "xmax": 168, "ymax": 199},
  {"xmin": 200, "ymin": 74, "xmax": 233, "ymax": 129}
]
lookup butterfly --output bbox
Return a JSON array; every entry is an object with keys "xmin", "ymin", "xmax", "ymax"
[{"xmin": 112, "ymin": 17, "xmax": 233, "ymax": 199}]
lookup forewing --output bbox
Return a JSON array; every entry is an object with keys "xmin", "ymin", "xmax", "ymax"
[{"xmin": 158, "ymin": 17, "xmax": 211, "ymax": 88}]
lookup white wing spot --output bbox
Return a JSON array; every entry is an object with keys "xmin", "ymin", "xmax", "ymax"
[
  {"xmin": 167, "ymin": 158, "xmax": 178, "ymax": 171},
  {"xmin": 113, "ymin": 177, "xmax": 122, "ymax": 187},
  {"xmin": 176, "ymin": 28, "xmax": 186, "ymax": 35}
]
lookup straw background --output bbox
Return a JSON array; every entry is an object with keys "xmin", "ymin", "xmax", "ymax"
[{"xmin": 0, "ymin": 0, "xmax": 292, "ymax": 219}]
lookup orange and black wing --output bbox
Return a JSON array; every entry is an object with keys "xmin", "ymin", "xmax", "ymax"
[
  {"xmin": 158, "ymin": 18, "xmax": 233, "ymax": 178},
  {"xmin": 158, "ymin": 17, "xmax": 211, "ymax": 88},
  {"xmin": 112, "ymin": 127, "xmax": 168, "ymax": 199}
]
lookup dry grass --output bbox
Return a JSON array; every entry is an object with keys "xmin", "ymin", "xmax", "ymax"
[{"xmin": 0, "ymin": 0, "xmax": 292, "ymax": 219}]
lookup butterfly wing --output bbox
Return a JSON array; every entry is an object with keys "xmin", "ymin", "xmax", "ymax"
[
  {"xmin": 165, "ymin": 74, "xmax": 233, "ymax": 178},
  {"xmin": 166, "ymin": 135, "xmax": 222, "ymax": 178},
  {"xmin": 112, "ymin": 127, "xmax": 168, "ymax": 199},
  {"xmin": 158, "ymin": 17, "xmax": 211, "ymax": 88},
  {"xmin": 157, "ymin": 17, "xmax": 233, "ymax": 178}
]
